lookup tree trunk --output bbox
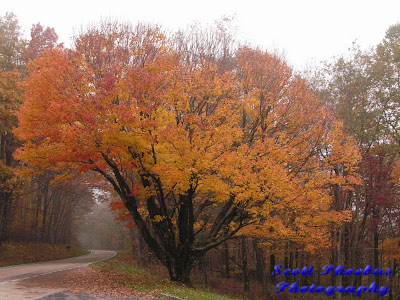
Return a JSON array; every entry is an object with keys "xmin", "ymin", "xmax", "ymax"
[
  {"xmin": 0, "ymin": 191, "xmax": 12, "ymax": 242},
  {"xmin": 201, "ymin": 257, "xmax": 208, "ymax": 287},
  {"xmin": 389, "ymin": 259, "xmax": 396, "ymax": 300},
  {"xmin": 373, "ymin": 205, "xmax": 380, "ymax": 287},
  {"xmin": 253, "ymin": 238, "xmax": 267, "ymax": 297},
  {"xmin": 241, "ymin": 236, "xmax": 250, "ymax": 292},
  {"xmin": 253, "ymin": 238, "xmax": 264, "ymax": 283},
  {"xmin": 222, "ymin": 241, "xmax": 230, "ymax": 278},
  {"xmin": 96, "ymin": 154, "xmax": 246, "ymax": 286},
  {"xmin": 40, "ymin": 181, "xmax": 50, "ymax": 242},
  {"xmin": 0, "ymin": 134, "xmax": 15, "ymax": 243},
  {"xmin": 270, "ymin": 253, "xmax": 276, "ymax": 284},
  {"xmin": 167, "ymin": 253, "xmax": 193, "ymax": 286}
]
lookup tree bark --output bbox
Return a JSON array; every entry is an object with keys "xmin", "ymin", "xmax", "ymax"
[
  {"xmin": 93, "ymin": 152, "xmax": 247, "ymax": 285},
  {"xmin": 270, "ymin": 253, "xmax": 276, "ymax": 284},
  {"xmin": 222, "ymin": 241, "xmax": 230, "ymax": 278},
  {"xmin": 241, "ymin": 236, "xmax": 250, "ymax": 292}
]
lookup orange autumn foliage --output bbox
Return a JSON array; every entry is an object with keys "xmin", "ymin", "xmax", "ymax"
[{"xmin": 14, "ymin": 22, "xmax": 360, "ymax": 281}]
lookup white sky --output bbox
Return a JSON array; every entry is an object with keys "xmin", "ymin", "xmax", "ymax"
[{"xmin": 2, "ymin": 0, "xmax": 400, "ymax": 71}]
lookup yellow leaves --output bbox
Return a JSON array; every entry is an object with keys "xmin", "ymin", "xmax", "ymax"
[
  {"xmin": 391, "ymin": 157, "xmax": 400, "ymax": 183},
  {"xmin": 326, "ymin": 121, "xmax": 361, "ymax": 169},
  {"xmin": 198, "ymin": 176, "xmax": 230, "ymax": 202},
  {"xmin": 152, "ymin": 215, "xmax": 167, "ymax": 223},
  {"xmin": 50, "ymin": 171, "xmax": 76, "ymax": 185},
  {"xmin": 0, "ymin": 161, "xmax": 19, "ymax": 191},
  {"xmin": 13, "ymin": 36, "xmax": 364, "ymax": 256},
  {"xmin": 382, "ymin": 238, "xmax": 400, "ymax": 261}
]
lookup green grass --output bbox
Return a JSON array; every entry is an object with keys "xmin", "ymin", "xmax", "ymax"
[{"xmin": 92, "ymin": 253, "xmax": 241, "ymax": 300}]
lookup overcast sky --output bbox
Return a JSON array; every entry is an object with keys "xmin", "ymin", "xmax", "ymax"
[{"xmin": 2, "ymin": 0, "xmax": 400, "ymax": 71}]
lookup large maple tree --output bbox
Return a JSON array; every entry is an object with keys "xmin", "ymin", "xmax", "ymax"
[{"xmin": 15, "ymin": 22, "xmax": 359, "ymax": 284}]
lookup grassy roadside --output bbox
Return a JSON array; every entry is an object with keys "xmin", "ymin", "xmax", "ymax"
[
  {"xmin": 91, "ymin": 253, "xmax": 241, "ymax": 300},
  {"xmin": 0, "ymin": 241, "xmax": 88, "ymax": 267}
]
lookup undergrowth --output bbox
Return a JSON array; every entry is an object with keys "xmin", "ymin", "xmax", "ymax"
[
  {"xmin": 92, "ymin": 253, "xmax": 240, "ymax": 300},
  {"xmin": 0, "ymin": 241, "xmax": 88, "ymax": 267}
]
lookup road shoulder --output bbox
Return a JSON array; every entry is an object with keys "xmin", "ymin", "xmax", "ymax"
[{"xmin": 21, "ymin": 266, "xmax": 156, "ymax": 299}]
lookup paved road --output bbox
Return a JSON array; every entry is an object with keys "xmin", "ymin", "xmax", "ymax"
[
  {"xmin": 0, "ymin": 250, "xmax": 142, "ymax": 299},
  {"xmin": 38, "ymin": 292, "xmax": 143, "ymax": 299},
  {"xmin": 0, "ymin": 250, "xmax": 116, "ymax": 284}
]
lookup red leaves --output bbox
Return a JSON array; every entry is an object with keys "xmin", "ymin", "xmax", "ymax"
[
  {"xmin": 109, "ymin": 201, "xmax": 125, "ymax": 211},
  {"xmin": 104, "ymin": 75, "xmax": 115, "ymax": 91},
  {"xmin": 109, "ymin": 201, "xmax": 136, "ymax": 228},
  {"xmin": 14, "ymin": 23, "xmax": 362, "ymax": 257},
  {"xmin": 85, "ymin": 115, "xmax": 95, "ymax": 125}
]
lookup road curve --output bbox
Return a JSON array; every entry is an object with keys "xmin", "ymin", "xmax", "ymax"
[{"xmin": 0, "ymin": 250, "xmax": 116, "ymax": 284}]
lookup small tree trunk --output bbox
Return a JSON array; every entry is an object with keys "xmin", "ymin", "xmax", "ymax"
[
  {"xmin": 253, "ymin": 238, "xmax": 267, "ymax": 297},
  {"xmin": 253, "ymin": 238, "xmax": 264, "ymax": 283},
  {"xmin": 201, "ymin": 257, "xmax": 208, "ymax": 287},
  {"xmin": 222, "ymin": 241, "xmax": 230, "ymax": 278},
  {"xmin": 284, "ymin": 243, "xmax": 289, "ymax": 282},
  {"xmin": 241, "ymin": 236, "xmax": 250, "ymax": 292},
  {"xmin": 389, "ymin": 259, "xmax": 396, "ymax": 300},
  {"xmin": 270, "ymin": 253, "xmax": 276, "ymax": 284},
  {"xmin": 0, "ymin": 191, "xmax": 12, "ymax": 242},
  {"xmin": 41, "ymin": 188, "xmax": 50, "ymax": 242},
  {"xmin": 373, "ymin": 205, "xmax": 380, "ymax": 288}
]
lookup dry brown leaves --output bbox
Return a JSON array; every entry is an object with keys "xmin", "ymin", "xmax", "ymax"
[{"xmin": 23, "ymin": 266, "xmax": 157, "ymax": 299}]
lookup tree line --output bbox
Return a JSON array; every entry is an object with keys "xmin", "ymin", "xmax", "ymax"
[
  {"xmin": 305, "ymin": 24, "xmax": 400, "ymax": 298},
  {"xmin": 0, "ymin": 13, "xmax": 92, "ymax": 248}
]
